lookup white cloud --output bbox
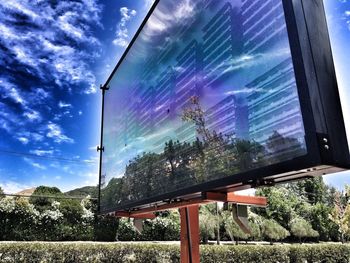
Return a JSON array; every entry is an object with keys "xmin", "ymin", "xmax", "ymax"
[
  {"xmin": 18, "ymin": 137, "xmax": 29, "ymax": 145},
  {"xmin": 46, "ymin": 122, "xmax": 74, "ymax": 144},
  {"xmin": 32, "ymin": 162, "xmax": 46, "ymax": 170},
  {"xmin": 113, "ymin": 7, "xmax": 137, "ymax": 47},
  {"xmin": 58, "ymin": 101, "xmax": 72, "ymax": 108},
  {"xmin": 144, "ymin": 0, "xmax": 155, "ymax": 10},
  {"xmin": 0, "ymin": 0, "xmax": 103, "ymax": 145},
  {"xmin": 0, "ymin": 78, "xmax": 26, "ymax": 106},
  {"xmin": 142, "ymin": 0, "xmax": 196, "ymax": 41},
  {"xmin": 30, "ymin": 149, "xmax": 54, "ymax": 156},
  {"xmin": 84, "ymin": 84, "xmax": 97, "ymax": 94},
  {"xmin": 0, "ymin": 0, "xmax": 102, "ymax": 94},
  {"xmin": 0, "ymin": 180, "xmax": 31, "ymax": 194},
  {"xmin": 23, "ymin": 157, "xmax": 46, "ymax": 170},
  {"xmin": 23, "ymin": 110, "xmax": 41, "ymax": 122}
]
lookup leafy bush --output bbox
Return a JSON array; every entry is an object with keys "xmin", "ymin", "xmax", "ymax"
[
  {"xmin": 290, "ymin": 217, "xmax": 319, "ymax": 243},
  {"xmin": 199, "ymin": 205, "xmax": 218, "ymax": 243},
  {"xmin": 141, "ymin": 213, "xmax": 180, "ymax": 241},
  {"xmin": 222, "ymin": 211, "xmax": 249, "ymax": 243},
  {"xmin": 116, "ymin": 218, "xmax": 141, "ymax": 241},
  {"xmin": 1, "ymin": 243, "xmax": 350, "ymax": 263},
  {"xmin": 94, "ymin": 215, "xmax": 119, "ymax": 241},
  {"xmin": 261, "ymin": 219, "xmax": 290, "ymax": 243}
]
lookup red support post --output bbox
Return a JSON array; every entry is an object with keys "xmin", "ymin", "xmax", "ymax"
[{"xmin": 179, "ymin": 205, "xmax": 200, "ymax": 263}]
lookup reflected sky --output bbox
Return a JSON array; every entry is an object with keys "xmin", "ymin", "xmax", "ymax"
[{"xmin": 102, "ymin": 0, "xmax": 307, "ymax": 206}]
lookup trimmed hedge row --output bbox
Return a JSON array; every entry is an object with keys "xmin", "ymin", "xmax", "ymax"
[{"xmin": 0, "ymin": 243, "xmax": 349, "ymax": 263}]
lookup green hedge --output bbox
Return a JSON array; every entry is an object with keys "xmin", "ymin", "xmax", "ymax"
[{"xmin": 0, "ymin": 243, "xmax": 349, "ymax": 263}]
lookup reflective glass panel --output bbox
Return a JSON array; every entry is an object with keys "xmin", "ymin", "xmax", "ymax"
[{"xmin": 101, "ymin": 0, "xmax": 307, "ymax": 211}]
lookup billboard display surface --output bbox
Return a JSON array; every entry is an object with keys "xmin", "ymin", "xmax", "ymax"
[{"xmin": 100, "ymin": 0, "xmax": 312, "ymax": 212}]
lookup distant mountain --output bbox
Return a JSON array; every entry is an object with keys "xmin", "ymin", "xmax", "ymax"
[
  {"xmin": 16, "ymin": 187, "xmax": 36, "ymax": 196},
  {"xmin": 65, "ymin": 186, "xmax": 97, "ymax": 198}
]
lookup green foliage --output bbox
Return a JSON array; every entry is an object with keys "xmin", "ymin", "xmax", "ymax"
[
  {"xmin": 289, "ymin": 244, "xmax": 350, "ymax": 263},
  {"xmin": 329, "ymin": 190, "xmax": 350, "ymax": 243},
  {"xmin": 0, "ymin": 197, "xmax": 40, "ymax": 241},
  {"xmin": 254, "ymin": 186, "xmax": 303, "ymax": 228},
  {"xmin": 142, "ymin": 211, "xmax": 180, "ymax": 241},
  {"xmin": 222, "ymin": 211, "xmax": 249, "ymax": 243},
  {"xmin": 116, "ymin": 218, "xmax": 141, "ymax": 241},
  {"xmin": 29, "ymin": 186, "xmax": 63, "ymax": 211},
  {"xmin": 248, "ymin": 212, "xmax": 264, "ymax": 241},
  {"xmin": 1, "ymin": 243, "xmax": 350, "ymax": 263},
  {"xmin": 290, "ymin": 217, "xmax": 319, "ymax": 242},
  {"xmin": 199, "ymin": 205, "xmax": 218, "ymax": 243},
  {"xmin": 261, "ymin": 218, "xmax": 289, "ymax": 242},
  {"xmin": 94, "ymin": 215, "xmax": 119, "ymax": 241},
  {"xmin": 309, "ymin": 203, "xmax": 338, "ymax": 241},
  {"xmin": 201, "ymin": 245, "xmax": 290, "ymax": 263},
  {"xmin": 65, "ymin": 186, "xmax": 97, "ymax": 198},
  {"xmin": 0, "ymin": 186, "xmax": 114, "ymax": 242}
]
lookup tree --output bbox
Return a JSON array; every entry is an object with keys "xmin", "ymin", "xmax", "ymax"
[
  {"xmin": 0, "ymin": 187, "xmax": 4, "ymax": 199},
  {"xmin": 309, "ymin": 203, "xmax": 338, "ymax": 241},
  {"xmin": 142, "ymin": 211, "xmax": 180, "ymax": 241},
  {"xmin": 94, "ymin": 215, "xmax": 119, "ymax": 241},
  {"xmin": 329, "ymin": 191, "xmax": 349, "ymax": 243},
  {"xmin": 222, "ymin": 211, "xmax": 249, "ymax": 244},
  {"xmin": 229, "ymin": 139, "xmax": 265, "ymax": 171},
  {"xmin": 182, "ymin": 96, "xmax": 239, "ymax": 182},
  {"xmin": 29, "ymin": 186, "xmax": 63, "ymax": 211},
  {"xmin": 65, "ymin": 186, "xmax": 97, "ymax": 198},
  {"xmin": 199, "ymin": 204, "xmax": 218, "ymax": 244},
  {"xmin": 290, "ymin": 217, "xmax": 319, "ymax": 243},
  {"xmin": 261, "ymin": 219, "xmax": 290, "ymax": 244},
  {"xmin": 249, "ymin": 211, "xmax": 265, "ymax": 241},
  {"xmin": 266, "ymin": 131, "xmax": 304, "ymax": 163},
  {"xmin": 290, "ymin": 177, "xmax": 328, "ymax": 205},
  {"xmin": 254, "ymin": 186, "xmax": 304, "ymax": 229}
]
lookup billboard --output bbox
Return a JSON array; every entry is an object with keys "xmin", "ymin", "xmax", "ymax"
[{"xmin": 99, "ymin": 0, "xmax": 350, "ymax": 213}]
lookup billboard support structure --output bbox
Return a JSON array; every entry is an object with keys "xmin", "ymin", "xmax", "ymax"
[
  {"xmin": 115, "ymin": 191, "xmax": 267, "ymax": 263},
  {"xmin": 97, "ymin": 84, "xmax": 109, "ymax": 213}
]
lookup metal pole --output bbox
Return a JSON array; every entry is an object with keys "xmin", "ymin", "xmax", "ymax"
[
  {"xmin": 185, "ymin": 207, "xmax": 193, "ymax": 263},
  {"xmin": 97, "ymin": 84, "xmax": 109, "ymax": 213},
  {"xmin": 216, "ymin": 202, "xmax": 220, "ymax": 245}
]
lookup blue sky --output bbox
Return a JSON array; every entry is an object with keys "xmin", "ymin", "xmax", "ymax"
[{"xmin": 0, "ymin": 0, "xmax": 349, "ymax": 193}]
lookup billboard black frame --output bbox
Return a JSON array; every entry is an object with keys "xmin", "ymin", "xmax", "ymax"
[{"xmin": 98, "ymin": 0, "xmax": 350, "ymax": 214}]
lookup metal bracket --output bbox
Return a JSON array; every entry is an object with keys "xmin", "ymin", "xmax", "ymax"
[
  {"xmin": 317, "ymin": 133, "xmax": 333, "ymax": 164},
  {"xmin": 100, "ymin": 84, "xmax": 110, "ymax": 91},
  {"xmin": 97, "ymin": 146, "xmax": 104, "ymax": 152}
]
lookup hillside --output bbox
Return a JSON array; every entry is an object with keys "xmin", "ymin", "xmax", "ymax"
[{"xmin": 65, "ymin": 186, "xmax": 97, "ymax": 198}]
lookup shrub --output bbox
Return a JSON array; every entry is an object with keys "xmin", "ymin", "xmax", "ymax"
[
  {"xmin": 94, "ymin": 215, "xmax": 119, "ymax": 241},
  {"xmin": 222, "ymin": 211, "xmax": 249, "ymax": 244},
  {"xmin": 1, "ymin": 243, "xmax": 350, "ymax": 263},
  {"xmin": 199, "ymin": 205, "xmax": 218, "ymax": 244},
  {"xmin": 141, "ymin": 215, "xmax": 180, "ymax": 241},
  {"xmin": 290, "ymin": 217, "xmax": 319, "ymax": 243},
  {"xmin": 116, "ymin": 218, "xmax": 140, "ymax": 241},
  {"xmin": 261, "ymin": 218, "xmax": 290, "ymax": 243}
]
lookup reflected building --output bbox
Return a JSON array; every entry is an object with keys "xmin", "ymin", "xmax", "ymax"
[
  {"xmin": 175, "ymin": 40, "xmax": 202, "ymax": 110},
  {"xmin": 247, "ymin": 58, "xmax": 304, "ymax": 158},
  {"xmin": 242, "ymin": 0, "xmax": 287, "ymax": 54},
  {"xmin": 173, "ymin": 40, "xmax": 202, "ymax": 144},
  {"xmin": 151, "ymin": 68, "xmax": 176, "ymax": 153},
  {"xmin": 202, "ymin": 2, "xmax": 243, "ymax": 89},
  {"xmin": 138, "ymin": 85, "xmax": 155, "ymax": 138},
  {"xmin": 206, "ymin": 95, "xmax": 236, "ymax": 137},
  {"xmin": 124, "ymin": 84, "xmax": 142, "ymax": 144}
]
